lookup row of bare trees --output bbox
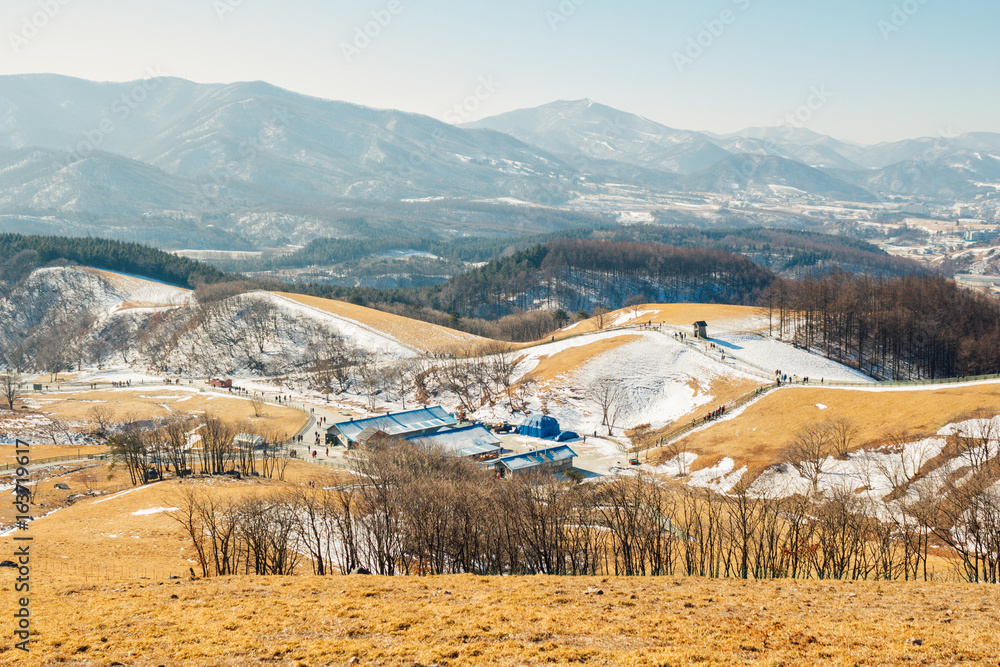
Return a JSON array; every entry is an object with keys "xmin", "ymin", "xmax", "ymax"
[
  {"xmin": 764, "ymin": 272, "xmax": 1000, "ymax": 380},
  {"xmin": 306, "ymin": 340, "xmax": 532, "ymax": 415},
  {"xmin": 174, "ymin": 488, "xmax": 302, "ymax": 577},
  {"xmin": 102, "ymin": 411, "xmax": 290, "ymax": 485},
  {"xmin": 174, "ymin": 442, "xmax": 1000, "ymax": 582},
  {"xmin": 779, "ymin": 413, "xmax": 1000, "ymax": 583}
]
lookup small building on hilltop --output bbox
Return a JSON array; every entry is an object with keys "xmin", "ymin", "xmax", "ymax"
[
  {"xmin": 493, "ymin": 444, "xmax": 577, "ymax": 478},
  {"xmin": 517, "ymin": 415, "xmax": 561, "ymax": 439},
  {"xmin": 693, "ymin": 321, "xmax": 708, "ymax": 339},
  {"xmin": 327, "ymin": 406, "xmax": 458, "ymax": 448},
  {"xmin": 407, "ymin": 425, "xmax": 510, "ymax": 461}
]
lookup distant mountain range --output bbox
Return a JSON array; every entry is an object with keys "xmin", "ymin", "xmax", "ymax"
[
  {"xmin": 467, "ymin": 99, "xmax": 1000, "ymax": 200},
  {"xmin": 0, "ymin": 75, "xmax": 998, "ymax": 247}
]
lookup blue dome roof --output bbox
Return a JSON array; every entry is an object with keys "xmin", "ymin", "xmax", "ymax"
[{"xmin": 517, "ymin": 415, "xmax": 561, "ymax": 439}]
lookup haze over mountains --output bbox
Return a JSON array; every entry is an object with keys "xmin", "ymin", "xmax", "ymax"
[{"xmin": 1, "ymin": 74, "xmax": 998, "ymax": 247}]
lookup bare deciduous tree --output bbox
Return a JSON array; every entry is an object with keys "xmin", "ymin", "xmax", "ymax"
[
  {"xmin": 356, "ymin": 354, "xmax": 386, "ymax": 412},
  {"xmin": 589, "ymin": 377, "xmax": 625, "ymax": 436},
  {"xmin": 784, "ymin": 422, "xmax": 832, "ymax": 494},
  {"xmin": 250, "ymin": 394, "xmax": 266, "ymax": 418},
  {"xmin": 951, "ymin": 409, "xmax": 999, "ymax": 471},
  {"xmin": 385, "ymin": 360, "xmax": 417, "ymax": 410},
  {"xmin": 665, "ymin": 437, "xmax": 692, "ymax": 477},
  {"xmin": 592, "ymin": 306, "xmax": 611, "ymax": 331},
  {"xmin": 0, "ymin": 370, "xmax": 21, "ymax": 410},
  {"xmin": 827, "ymin": 416, "xmax": 859, "ymax": 459}
]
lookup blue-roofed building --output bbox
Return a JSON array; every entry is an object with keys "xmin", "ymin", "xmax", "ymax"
[
  {"xmin": 493, "ymin": 444, "xmax": 577, "ymax": 478},
  {"xmin": 327, "ymin": 406, "xmax": 458, "ymax": 448},
  {"xmin": 407, "ymin": 425, "xmax": 511, "ymax": 461},
  {"xmin": 517, "ymin": 414, "xmax": 560, "ymax": 439}
]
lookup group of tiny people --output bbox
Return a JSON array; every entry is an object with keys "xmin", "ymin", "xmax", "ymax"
[
  {"xmin": 775, "ymin": 369, "xmax": 822, "ymax": 387},
  {"xmin": 289, "ymin": 446, "xmax": 330, "ymax": 459},
  {"xmin": 703, "ymin": 404, "xmax": 727, "ymax": 422}
]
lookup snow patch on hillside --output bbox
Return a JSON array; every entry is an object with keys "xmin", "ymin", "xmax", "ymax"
[
  {"xmin": 690, "ymin": 457, "xmax": 746, "ymax": 494},
  {"xmin": 87, "ymin": 269, "xmax": 190, "ymax": 307},
  {"xmin": 714, "ymin": 333, "xmax": 874, "ymax": 382},
  {"xmin": 477, "ymin": 331, "xmax": 758, "ymax": 461}
]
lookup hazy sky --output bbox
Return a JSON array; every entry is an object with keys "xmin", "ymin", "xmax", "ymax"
[{"xmin": 2, "ymin": 0, "xmax": 996, "ymax": 144}]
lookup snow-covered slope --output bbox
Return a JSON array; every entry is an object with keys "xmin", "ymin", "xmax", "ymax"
[
  {"xmin": 0, "ymin": 266, "xmax": 187, "ymax": 333},
  {"xmin": 714, "ymin": 333, "xmax": 874, "ymax": 383},
  {"xmin": 476, "ymin": 330, "xmax": 759, "ymax": 439}
]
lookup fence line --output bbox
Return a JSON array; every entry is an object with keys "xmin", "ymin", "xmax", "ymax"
[
  {"xmin": 0, "ymin": 452, "xmax": 111, "ymax": 472},
  {"xmin": 634, "ymin": 383, "xmax": 779, "ymax": 454},
  {"xmin": 34, "ymin": 559, "xmax": 183, "ymax": 582}
]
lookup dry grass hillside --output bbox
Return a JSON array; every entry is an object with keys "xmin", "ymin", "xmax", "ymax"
[
  {"xmin": 654, "ymin": 382, "xmax": 1000, "ymax": 473},
  {"xmin": 1, "ymin": 571, "xmax": 996, "ymax": 666},
  {"xmin": 274, "ymin": 292, "xmax": 489, "ymax": 354},
  {"xmin": 4, "ymin": 295, "xmax": 1000, "ymax": 665},
  {"xmin": 551, "ymin": 304, "xmax": 771, "ymax": 341},
  {"xmin": 1, "ymin": 403, "xmax": 997, "ymax": 665},
  {"xmin": 22, "ymin": 387, "xmax": 307, "ymax": 439}
]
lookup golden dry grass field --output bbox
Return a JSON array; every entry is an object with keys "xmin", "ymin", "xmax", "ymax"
[
  {"xmin": 550, "ymin": 304, "xmax": 771, "ymax": 341},
  {"xmin": 274, "ymin": 292, "xmax": 489, "ymax": 354},
  {"xmin": 666, "ymin": 375, "xmax": 763, "ymax": 433},
  {"xmin": 0, "ymin": 463, "xmax": 342, "ymax": 548},
  {"xmin": 0, "ymin": 466, "xmax": 997, "ymax": 665},
  {"xmin": 655, "ymin": 382, "xmax": 1000, "ymax": 473},
  {"xmin": 0, "ymin": 570, "xmax": 996, "ymax": 666},
  {"xmin": 24, "ymin": 387, "xmax": 308, "ymax": 440}
]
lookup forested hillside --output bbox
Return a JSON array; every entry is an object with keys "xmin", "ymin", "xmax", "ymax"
[
  {"xmin": 433, "ymin": 239, "xmax": 777, "ymax": 318},
  {"xmin": 0, "ymin": 233, "xmax": 229, "ymax": 289},
  {"xmin": 768, "ymin": 272, "xmax": 1000, "ymax": 379},
  {"xmin": 263, "ymin": 225, "xmax": 923, "ymax": 279},
  {"xmin": 599, "ymin": 226, "xmax": 925, "ymax": 277}
]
